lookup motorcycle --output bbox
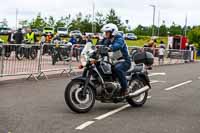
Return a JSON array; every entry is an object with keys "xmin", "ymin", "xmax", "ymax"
[
  {"xmin": 15, "ymin": 40, "xmax": 38, "ymax": 60},
  {"xmin": 51, "ymin": 41, "xmax": 71, "ymax": 65},
  {"xmin": 64, "ymin": 43, "xmax": 153, "ymax": 113},
  {"xmin": 0, "ymin": 40, "xmax": 13, "ymax": 58}
]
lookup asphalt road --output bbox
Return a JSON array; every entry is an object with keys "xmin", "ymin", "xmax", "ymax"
[{"xmin": 0, "ymin": 63, "xmax": 200, "ymax": 133}]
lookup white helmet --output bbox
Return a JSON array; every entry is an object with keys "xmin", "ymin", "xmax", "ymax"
[{"xmin": 101, "ymin": 23, "xmax": 118, "ymax": 36}]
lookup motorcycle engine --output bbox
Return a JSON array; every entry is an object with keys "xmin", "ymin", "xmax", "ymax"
[{"xmin": 104, "ymin": 82, "xmax": 121, "ymax": 94}]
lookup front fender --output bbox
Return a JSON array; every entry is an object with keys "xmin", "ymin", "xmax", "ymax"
[{"xmin": 71, "ymin": 76, "xmax": 96, "ymax": 90}]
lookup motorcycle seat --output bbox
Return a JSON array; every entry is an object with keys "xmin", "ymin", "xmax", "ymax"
[{"xmin": 127, "ymin": 63, "xmax": 144, "ymax": 75}]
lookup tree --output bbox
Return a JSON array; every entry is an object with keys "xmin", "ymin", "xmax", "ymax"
[
  {"xmin": 0, "ymin": 18, "xmax": 8, "ymax": 28},
  {"xmin": 169, "ymin": 22, "xmax": 183, "ymax": 35},
  {"xmin": 95, "ymin": 12, "xmax": 105, "ymax": 32},
  {"xmin": 70, "ymin": 13, "xmax": 93, "ymax": 32},
  {"xmin": 106, "ymin": 9, "xmax": 125, "ymax": 31},
  {"xmin": 29, "ymin": 13, "xmax": 47, "ymax": 30},
  {"xmin": 47, "ymin": 16, "xmax": 55, "ymax": 27},
  {"xmin": 19, "ymin": 20, "xmax": 29, "ymax": 28},
  {"xmin": 159, "ymin": 24, "xmax": 168, "ymax": 36},
  {"xmin": 54, "ymin": 17, "xmax": 67, "ymax": 31},
  {"xmin": 134, "ymin": 25, "xmax": 152, "ymax": 36},
  {"xmin": 188, "ymin": 26, "xmax": 200, "ymax": 49}
]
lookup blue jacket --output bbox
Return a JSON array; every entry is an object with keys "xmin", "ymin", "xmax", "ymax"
[
  {"xmin": 110, "ymin": 34, "xmax": 131, "ymax": 63},
  {"xmin": 69, "ymin": 37, "xmax": 77, "ymax": 45}
]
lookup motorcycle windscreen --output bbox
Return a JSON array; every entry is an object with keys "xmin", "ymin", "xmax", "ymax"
[{"xmin": 80, "ymin": 42, "xmax": 93, "ymax": 66}]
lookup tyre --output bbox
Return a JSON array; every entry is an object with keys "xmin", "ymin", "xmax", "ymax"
[
  {"xmin": 16, "ymin": 47, "xmax": 25, "ymax": 60},
  {"xmin": 52, "ymin": 55, "xmax": 56, "ymax": 65},
  {"xmin": 30, "ymin": 48, "xmax": 38, "ymax": 60},
  {"xmin": 51, "ymin": 52, "xmax": 57, "ymax": 65},
  {"xmin": 64, "ymin": 80, "xmax": 95, "ymax": 113},
  {"xmin": 5, "ymin": 52, "xmax": 11, "ymax": 58},
  {"xmin": 127, "ymin": 79, "xmax": 148, "ymax": 107}
]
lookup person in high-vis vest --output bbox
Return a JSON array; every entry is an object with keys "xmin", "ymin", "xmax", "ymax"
[{"xmin": 25, "ymin": 28, "xmax": 37, "ymax": 44}]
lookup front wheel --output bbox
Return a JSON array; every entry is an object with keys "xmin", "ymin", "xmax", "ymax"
[
  {"xmin": 127, "ymin": 79, "xmax": 148, "ymax": 107},
  {"xmin": 16, "ymin": 47, "xmax": 25, "ymax": 60},
  {"xmin": 64, "ymin": 80, "xmax": 95, "ymax": 113}
]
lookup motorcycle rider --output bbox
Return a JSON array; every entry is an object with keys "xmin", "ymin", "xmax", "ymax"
[
  {"xmin": 101, "ymin": 23, "xmax": 131, "ymax": 97},
  {"xmin": 13, "ymin": 28, "xmax": 23, "ymax": 44}
]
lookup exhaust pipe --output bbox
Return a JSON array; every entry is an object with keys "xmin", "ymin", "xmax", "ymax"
[{"xmin": 128, "ymin": 86, "xmax": 150, "ymax": 98}]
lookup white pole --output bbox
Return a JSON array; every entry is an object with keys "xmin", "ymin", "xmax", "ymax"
[
  {"xmin": 150, "ymin": 5, "xmax": 156, "ymax": 37},
  {"xmin": 16, "ymin": 8, "xmax": 18, "ymax": 30},
  {"xmin": 157, "ymin": 10, "xmax": 160, "ymax": 37},
  {"xmin": 92, "ymin": 0, "xmax": 95, "ymax": 33},
  {"xmin": 184, "ymin": 14, "xmax": 188, "ymax": 36}
]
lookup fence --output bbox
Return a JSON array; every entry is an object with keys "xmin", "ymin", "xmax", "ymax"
[
  {"xmin": 128, "ymin": 46, "xmax": 195, "ymax": 66},
  {"xmin": 0, "ymin": 43, "xmax": 196, "ymax": 80}
]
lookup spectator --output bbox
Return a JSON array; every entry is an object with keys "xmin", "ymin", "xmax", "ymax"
[
  {"xmin": 45, "ymin": 33, "xmax": 53, "ymax": 43},
  {"xmin": 13, "ymin": 28, "xmax": 23, "ymax": 44},
  {"xmin": 25, "ymin": 28, "xmax": 37, "ymax": 44},
  {"xmin": 69, "ymin": 35, "xmax": 77, "ymax": 45},
  {"xmin": 43, "ymin": 33, "xmax": 53, "ymax": 55},
  {"xmin": 52, "ymin": 33, "xmax": 61, "ymax": 43},
  {"xmin": 159, "ymin": 41, "xmax": 166, "ymax": 49},
  {"xmin": 40, "ymin": 34, "xmax": 46, "ymax": 44},
  {"xmin": 7, "ymin": 30, "xmax": 15, "ymax": 44},
  {"xmin": 158, "ymin": 45, "xmax": 165, "ymax": 65},
  {"xmin": 87, "ymin": 35, "xmax": 93, "ymax": 44},
  {"xmin": 77, "ymin": 35, "xmax": 85, "ymax": 44}
]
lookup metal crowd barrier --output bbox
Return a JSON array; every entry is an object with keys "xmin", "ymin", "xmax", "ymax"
[
  {"xmin": 0, "ymin": 43, "xmax": 84, "ymax": 80},
  {"xmin": 128, "ymin": 46, "xmax": 195, "ymax": 65},
  {"xmin": 0, "ymin": 43, "xmax": 196, "ymax": 80}
]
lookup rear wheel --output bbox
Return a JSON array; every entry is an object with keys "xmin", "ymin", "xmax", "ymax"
[
  {"xmin": 127, "ymin": 79, "xmax": 148, "ymax": 107},
  {"xmin": 64, "ymin": 80, "xmax": 95, "ymax": 113},
  {"xmin": 30, "ymin": 48, "xmax": 38, "ymax": 60}
]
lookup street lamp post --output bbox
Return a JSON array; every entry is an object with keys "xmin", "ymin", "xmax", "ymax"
[
  {"xmin": 149, "ymin": 5, "xmax": 156, "ymax": 37},
  {"xmin": 92, "ymin": 0, "xmax": 95, "ymax": 33},
  {"xmin": 16, "ymin": 8, "xmax": 19, "ymax": 30}
]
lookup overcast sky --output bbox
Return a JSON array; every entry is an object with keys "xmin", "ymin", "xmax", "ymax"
[{"xmin": 0, "ymin": 0, "xmax": 200, "ymax": 28}]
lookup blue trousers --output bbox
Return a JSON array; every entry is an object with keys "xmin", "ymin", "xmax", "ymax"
[{"xmin": 114, "ymin": 61, "xmax": 131, "ymax": 91}]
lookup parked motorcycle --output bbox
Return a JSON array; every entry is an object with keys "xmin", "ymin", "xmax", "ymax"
[
  {"xmin": 0, "ymin": 40, "xmax": 13, "ymax": 58},
  {"xmin": 51, "ymin": 41, "xmax": 71, "ymax": 65},
  {"xmin": 15, "ymin": 40, "xmax": 38, "ymax": 60},
  {"xmin": 64, "ymin": 43, "xmax": 154, "ymax": 113}
]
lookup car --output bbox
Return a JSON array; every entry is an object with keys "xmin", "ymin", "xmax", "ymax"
[
  {"xmin": 69, "ymin": 30, "xmax": 82, "ymax": 37},
  {"xmin": 32, "ymin": 29, "xmax": 40, "ymax": 36},
  {"xmin": 43, "ymin": 27, "xmax": 54, "ymax": 35},
  {"xmin": 125, "ymin": 33, "xmax": 137, "ymax": 40},
  {"xmin": 57, "ymin": 27, "xmax": 68, "ymax": 37},
  {"xmin": 0, "ymin": 27, "xmax": 12, "ymax": 35}
]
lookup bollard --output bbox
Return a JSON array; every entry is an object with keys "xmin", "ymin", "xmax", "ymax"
[{"xmin": 194, "ymin": 51, "xmax": 197, "ymax": 61}]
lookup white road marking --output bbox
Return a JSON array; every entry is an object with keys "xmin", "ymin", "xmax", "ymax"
[
  {"xmin": 75, "ymin": 78, "xmax": 163, "ymax": 130},
  {"xmin": 75, "ymin": 121, "xmax": 95, "ymax": 130},
  {"xmin": 164, "ymin": 80, "xmax": 192, "ymax": 91},
  {"xmin": 150, "ymin": 80, "xmax": 166, "ymax": 84},
  {"xmin": 147, "ymin": 95, "xmax": 152, "ymax": 99},
  {"xmin": 198, "ymin": 77, "xmax": 200, "ymax": 80},
  {"xmin": 149, "ymin": 72, "xmax": 166, "ymax": 77},
  {"xmin": 94, "ymin": 104, "xmax": 130, "ymax": 120}
]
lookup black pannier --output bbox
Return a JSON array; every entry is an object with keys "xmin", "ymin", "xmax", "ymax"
[{"xmin": 133, "ymin": 51, "xmax": 154, "ymax": 66}]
